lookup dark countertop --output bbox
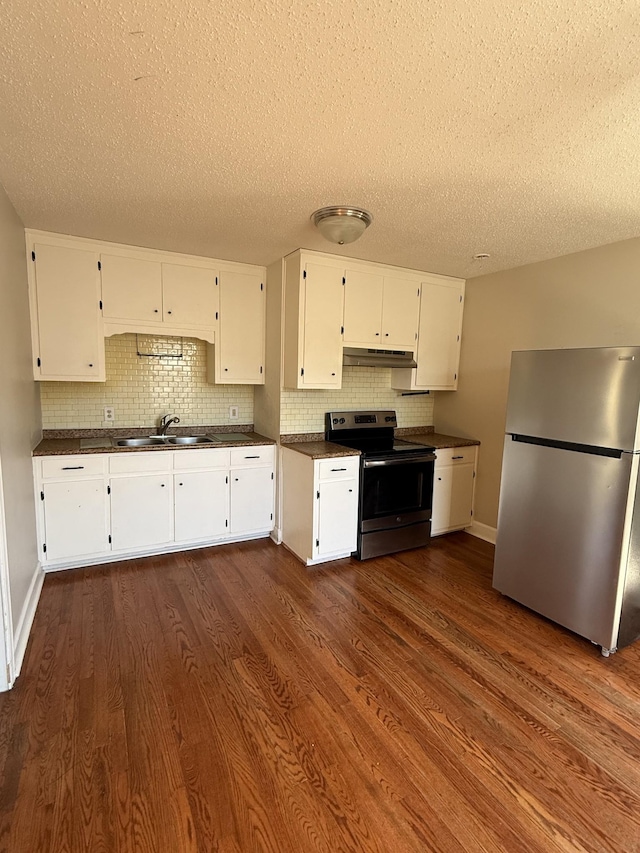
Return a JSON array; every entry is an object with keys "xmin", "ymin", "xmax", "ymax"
[
  {"xmin": 33, "ymin": 431, "xmax": 276, "ymax": 457},
  {"xmin": 281, "ymin": 441, "xmax": 362, "ymax": 460},
  {"xmin": 403, "ymin": 432, "xmax": 480, "ymax": 449}
]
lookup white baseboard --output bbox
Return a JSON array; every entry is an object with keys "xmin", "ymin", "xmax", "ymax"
[
  {"xmin": 270, "ymin": 527, "xmax": 283, "ymax": 545},
  {"xmin": 11, "ymin": 563, "xmax": 45, "ymax": 682},
  {"xmin": 468, "ymin": 521, "xmax": 497, "ymax": 544}
]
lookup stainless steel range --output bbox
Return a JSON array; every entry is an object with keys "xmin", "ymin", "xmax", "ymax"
[{"xmin": 325, "ymin": 410, "xmax": 436, "ymax": 560}]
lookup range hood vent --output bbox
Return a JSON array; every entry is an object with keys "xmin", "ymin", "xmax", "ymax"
[{"xmin": 342, "ymin": 347, "xmax": 417, "ymax": 368}]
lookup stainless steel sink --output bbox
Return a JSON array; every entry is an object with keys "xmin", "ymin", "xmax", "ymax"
[
  {"xmin": 166, "ymin": 435, "xmax": 216, "ymax": 445},
  {"xmin": 114, "ymin": 436, "xmax": 168, "ymax": 447}
]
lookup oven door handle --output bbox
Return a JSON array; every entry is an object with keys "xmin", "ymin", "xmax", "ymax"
[{"xmin": 363, "ymin": 455, "xmax": 435, "ymax": 468}]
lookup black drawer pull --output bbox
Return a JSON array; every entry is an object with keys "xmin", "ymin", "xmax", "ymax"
[
  {"xmin": 331, "ymin": 467, "xmax": 347, "ymax": 472},
  {"xmin": 62, "ymin": 466, "xmax": 84, "ymax": 470},
  {"xmin": 452, "ymin": 455, "xmax": 465, "ymax": 460},
  {"xmin": 244, "ymin": 455, "xmax": 260, "ymax": 459}
]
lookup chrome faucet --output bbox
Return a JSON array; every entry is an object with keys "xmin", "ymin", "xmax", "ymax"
[{"xmin": 158, "ymin": 413, "xmax": 180, "ymax": 435}]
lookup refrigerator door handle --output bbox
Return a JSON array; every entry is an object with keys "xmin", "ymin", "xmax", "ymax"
[{"xmin": 511, "ymin": 433, "xmax": 623, "ymax": 459}]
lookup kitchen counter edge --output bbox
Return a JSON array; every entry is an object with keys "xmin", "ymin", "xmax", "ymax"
[
  {"xmin": 281, "ymin": 441, "xmax": 362, "ymax": 460},
  {"xmin": 33, "ymin": 433, "xmax": 276, "ymax": 457}
]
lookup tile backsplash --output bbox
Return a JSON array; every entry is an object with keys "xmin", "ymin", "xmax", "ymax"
[
  {"xmin": 280, "ymin": 367, "xmax": 433, "ymax": 434},
  {"xmin": 40, "ymin": 334, "xmax": 254, "ymax": 429}
]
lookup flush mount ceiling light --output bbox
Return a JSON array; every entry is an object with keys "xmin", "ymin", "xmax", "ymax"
[{"xmin": 311, "ymin": 206, "xmax": 373, "ymax": 245}]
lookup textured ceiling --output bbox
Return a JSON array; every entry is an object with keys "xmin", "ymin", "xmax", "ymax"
[{"xmin": 1, "ymin": 1, "xmax": 640, "ymax": 278}]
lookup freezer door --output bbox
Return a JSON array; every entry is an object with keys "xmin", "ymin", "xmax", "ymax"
[
  {"xmin": 493, "ymin": 436, "xmax": 634, "ymax": 649},
  {"xmin": 505, "ymin": 347, "xmax": 640, "ymax": 451}
]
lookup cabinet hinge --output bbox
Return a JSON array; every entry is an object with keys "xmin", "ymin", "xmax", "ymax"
[
  {"xmin": 225, "ymin": 475, "xmax": 228, "ymax": 484},
  {"xmin": 316, "ymin": 490, "xmax": 320, "ymax": 499},
  {"xmin": 271, "ymin": 472, "xmax": 274, "ymax": 480},
  {"xmin": 260, "ymin": 282, "xmax": 264, "ymax": 291},
  {"xmin": 225, "ymin": 519, "xmax": 228, "ymax": 527},
  {"xmin": 107, "ymin": 485, "xmax": 111, "ymax": 495},
  {"xmin": 37, "ymin": 357, "xmax": 41, "ymax": 368},
  {"xmin": 43, "ymin": 543, "xmax": 47, "ymax": 553},
  {"xmin": 315, "ymin": 539, "xmax": 319, "ymax": 547},
  {"xmin": 303, "ymin": 270, "xmax": 307, "ymax": 279},
  {"xmin": 108, "ymin": 534, "xmax": 112, "ymax": 543},
  {"xmin": 260, "ymin": 365, "xmax": 263, "ymax": 374},
  {"xmin": 31, "ymin": 250, "xmax": 36, "ymax": 262},
  {"xmin": 216, "ymin": 276, "xmax": 218, "ymax": 285},
  {"xmin": 341, "ymin": 326, "xmax": 344, "ymax": 334},
  {"xmin": 300, "ymin": 367, "xmax": 304, "ymax": 376},
  {"xmin": 99, "ymin": 300, "xmax": 103, "ymax": 310},
  {"xmin": 457, "ymin": 335, "xmax": 460, "ymax": 342},
  {"xmin": 215, "ymin": 311, "xmax": 218, "ymax": 320},
  {"xmin": 40, "ymin": 491, "xmax": 44, "ymax": 501},
  {"xmin": 98, "ymin": 260, "xmax": 102, "ymax": 271},
  {"xmin": 342, "ymin": 277, "xmax": 345, "ymax": 285},
  {"xmin": 473, "ymin": 471, "xmax": 476, "ymax": 478},
  {"xmin": 460, "ymin": 295, "xmax": 463, "ymax": 302},
  {"xmin": 454, "ymin": 373, "xmax": 457, "ymax": 379},
  {"xmin": 415, "ymin": 332, "xmax": 418, "ymax": 340},
  {"xmin": 270, "ymin": 513, "xmax": 273, "ymax": 520},
  {"xmin": 417, "ymin": 288, "xmax": 420, "ymax": 297}
]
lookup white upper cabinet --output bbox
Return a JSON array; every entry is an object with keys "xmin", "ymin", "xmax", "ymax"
[
  {"xmin": 29, "ymin": 241, "xmax": 105, "ymax": 381},
  {"xmin": 392, "ymin": 276, "xmax": 465, "ymax": 392},
  {"xmin": 101, "ymin": 254, "xmax": 162, "ymax": 323},
  {"xmin": 26, "ymin": 230, "xmax": 265, "ymax": 382},
  {"xmin": 211, "ymin": 270, "xmax": 265, "ymax": 384},
  {"xmin": 162, "ymin": 263, "xmax": 218, "ymax": 329},
  {"xmin": 283, "ymin": 253, "xmax": 344, "ymax": 390},
  {"xmin": 101, "ymin": 255, "xmax": 219, "ymax": 331},
  {"xmin": 343, "ymin": 269, "xmax": 419, "ymax": 351}
]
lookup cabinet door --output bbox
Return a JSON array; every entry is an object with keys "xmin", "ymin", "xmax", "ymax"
[
  {"xmin": 42, "ymin": 479, "xmax": 109, "ymax": 561},
  {"xmin": 432, "ymin": 463, "xmax": 474, "ymax": 535},
  {"xmin": 343, "ymin": 269, "xmax": 383, "ymax": 346},
  {"xmin": 162, "ymin": 263, "xmax": 218, "ymax": 329},
  {"xmin": 32, "ymin": 243, "xmax": 104, "ymax": 380},
  {"xmin": 174, "ymin": 471, "xmax": 228, "ymax": 542},
  {"xmin": 301, "ymin": 263, "xmax": 344, "ymax": 387},
  {"xmin": 316, "ymin": 479, "xmax": 358, "ymax": 556},
  {"xmin": 381, "ymin": 276, "xmax": 420, "ymax": 350},
  {"xmin": 101, "ymin": 254, "xmax": 163, "ymax": 322},
  {"xmin": 110, "ymin": 475, "xmax": 173, "ymax": 550},
  {"xmin": 217, "ymin": 271, "xmax": 265, "ymax": 383},
  {"xmin": 415, "ymin": 281, "xmax": 463, "ymax": 389},
  {"xmin": 230, "ymin": 467, "xmax": 274, "ymax": 534}
]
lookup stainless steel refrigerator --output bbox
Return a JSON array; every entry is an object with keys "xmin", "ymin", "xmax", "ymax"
[{"xmin": 493, "ymin": 346, "xmax": 640, "ymax": 656}]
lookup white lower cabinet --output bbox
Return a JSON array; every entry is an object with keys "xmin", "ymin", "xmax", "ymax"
[
  {"xmin": 41, "ymin": 479, "xmax": 109, "ymax": 561},
  {"xmin": 174, "ymin": 470, "xmax": 229, "ymax": 542},
  {"xmin": 281, "ymin": 448, "xmax": 360, "ymax": 566},
  {"xmin": 34, "ymin": 445, "xmax": 275, "ymax": 570},
  {"xmin": 110, "ymin": 474, "xmax": 173, "ymax": 551},
  {"xmin": 431, "ymin": 446, "xmax": 477, "ymax": 536},
  {"xmin": 230, "ymin": 467, "xmax": 274, "ymax": 534},
  {"xmin": 316, "ymin": 478, "xmax": 359, "ymax": 558}
]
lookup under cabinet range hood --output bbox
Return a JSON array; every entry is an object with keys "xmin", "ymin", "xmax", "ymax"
[{"xmin": 342, "ymin": 347, "xmax": 418, "ymax": 368}]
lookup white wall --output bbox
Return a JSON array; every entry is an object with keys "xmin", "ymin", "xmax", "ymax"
[
  {"xmin": 435, "ymin": 235, "xmax": 640, "ymax": 530},
  {"xmin": 0, "ymin": 183, "xmax": 42, "ymax": 678}
]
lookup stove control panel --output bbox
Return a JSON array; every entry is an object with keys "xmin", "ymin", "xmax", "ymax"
[{"xmin": 326, "ymin": 410, "xmax": 397, "ymax": 431}]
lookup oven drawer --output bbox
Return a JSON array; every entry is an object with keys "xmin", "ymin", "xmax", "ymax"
[
  {"xmin": 317, "ymin": 456, "xmax": 360, "ymax": 481},
  {"xmin": 435, "ymin": 446, "xmax": 476, "ymax": 466}
]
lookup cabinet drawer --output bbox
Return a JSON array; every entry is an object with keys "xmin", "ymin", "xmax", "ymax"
[
  {"xmin": 109, "ymin": 451, "xmax": 172, "ymax": 474},
  {"xmin": 174, "ymin": 448, "xmax": 230, "ymax": 470},
  {"xmin": 317, "ymin": 456, "xmax": 360, "ymax": 481},
  {"xmin": 40, "ymin": 455, "xmax": 107, "ymax": 479},
  {"xmin": 435, "ymin": 446, "xmax": 477, "ymax": 467},
  {"xmin": 230, "ymin": 445, "xmax": 274, "ymax": 468}
]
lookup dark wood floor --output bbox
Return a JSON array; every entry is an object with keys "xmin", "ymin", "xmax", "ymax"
[{"xmin": 1, "ymin": 533, "xmax": 640, "ymax": 852}]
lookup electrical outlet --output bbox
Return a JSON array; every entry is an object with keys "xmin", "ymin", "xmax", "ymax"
[
  {"xmin": 229, "ymin": 405, "xmax": 239, "ymax": 420},
  {"xmin": 103, "ymin": 406, "xmax": 115, "ymax": 423}
]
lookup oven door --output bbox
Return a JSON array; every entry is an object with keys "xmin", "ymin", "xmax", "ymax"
[{"xmin": 361, "ymin": 455, "xmax": 435, "ymax": 533}]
